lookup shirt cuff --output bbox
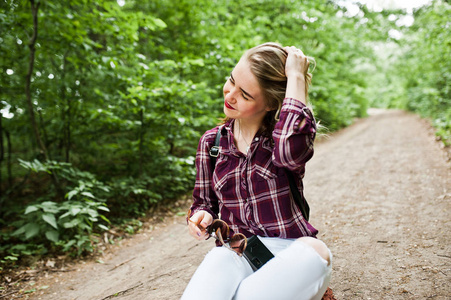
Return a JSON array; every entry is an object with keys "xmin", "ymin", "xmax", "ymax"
[
  {"xmin": 281, "ymin": 98, "xmax": 310, "ymax": 114},
  {"xmin": 281, "ymin": 98, "xmax": 315, "ymax": 130},
  {"xmin": 187, "ymin": 206, "xmax": 218, "ymax": 223}
]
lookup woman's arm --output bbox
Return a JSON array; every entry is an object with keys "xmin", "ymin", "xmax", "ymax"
[
  {"xmin": 272, "ymin": 47, "xmax": 316, "ymax": 171},
  {"xmin": 188, "ymin": 128, "xmax": 220, "ymax": 239},
  {"xmin": 284, "ymin": 46, "xmax": 310, "ymax": 105},
  {"xmin": 272, "ymin": 99, "xmax": 316, "ymax": 171}
]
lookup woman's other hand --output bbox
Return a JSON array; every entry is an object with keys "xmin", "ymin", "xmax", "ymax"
[
  {"xmin": 284, "ymin": 46, "xmax": 310, "ymax": 80},
  {"xmin": 283, "ymin": 46, "xmax": 309, "ymax": 104},
  {"xmin": 188, "ymin": 210, "xmax": 213, "ymax": 240}
]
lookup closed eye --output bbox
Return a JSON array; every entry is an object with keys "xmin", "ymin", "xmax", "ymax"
[
  {"xmin": 229, "ymin": 73, "xmax": 235, "ymax": 84},
  {"xmin": 230, "ymin": 73, "xmax": 251, "ymax": 100}
]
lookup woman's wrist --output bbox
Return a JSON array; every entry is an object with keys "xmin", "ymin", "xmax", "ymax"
[
  {"xmin": 286, "ymin": 72, "xmax": 306, "ymax": 82},
  {"xmin": 285, "ymin": 74, "xmax": 307, "ymax": 105}
]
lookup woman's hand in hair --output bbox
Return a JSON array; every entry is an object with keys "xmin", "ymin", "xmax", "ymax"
[
  {"xmin": 284, "ymin": 46, "xmax": 310, "ymax": 80},
  {"xmin": 188, "ymin": 210, "xmax": 213, "ymax": 241},
  {"xmin": 284, "ymin": 46, "xmax": 309, "ymax": 104}
]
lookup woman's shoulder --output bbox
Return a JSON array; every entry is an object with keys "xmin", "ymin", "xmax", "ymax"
[
  {"xmin": 199, "ymin": 118, "xmax": 233, "ymax": 148},
  {"xmin": 199, "ymin": 125, "xmax": 222, "ymax": 146}
]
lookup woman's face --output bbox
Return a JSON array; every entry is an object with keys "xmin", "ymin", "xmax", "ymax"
[{"xmin": 223, "ymin": 58, "xmax": 270, "ymax": 124}]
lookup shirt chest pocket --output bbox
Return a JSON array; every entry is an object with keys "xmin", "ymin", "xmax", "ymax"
[
  {"xmin": 252, "ymin": 164, "xmax": 289, "ymax": 199},
  {"xmin": 212, "ymin": 155, "xmax": 230, "ymax": 192},
  {"xmin": 254, "ymin": 142, "xmax": 283, "ymax": 181},
  {"xmin": 254, "ymin": 163, "xmax": 283, "ymax": 181}
]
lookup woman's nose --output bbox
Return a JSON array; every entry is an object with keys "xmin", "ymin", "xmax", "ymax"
[{"xmin": 224, "ymin": 88, "xmax": 237, "ymax": 103}]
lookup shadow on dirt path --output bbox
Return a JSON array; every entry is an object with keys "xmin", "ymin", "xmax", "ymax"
[{"xmin": 26, "ymin": 110, "xmax": 450, "ymax": 300}]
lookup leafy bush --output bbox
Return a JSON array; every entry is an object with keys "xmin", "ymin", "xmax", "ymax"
[
  {"xmin": 0, "ymin": 160, "xmax": 110, "ymax": 264},
  {"xmin": 106, "ymin": 155, "xmax": 195, "ymax": 217},
  {"xmin": 1, "ymin": 154, "xmax": 197, "ymax": 264},
  {"xmin": 378, "ymin": 2, "xmax": 451, "ymax": 145},
  {"xmin": 11, "ymin": 199, "xmax": 109, "ymax": 255}
]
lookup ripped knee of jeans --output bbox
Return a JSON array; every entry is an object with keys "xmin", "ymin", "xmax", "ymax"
[{"xmin": 297, "ymin": 237, "xmax": 331, "ymax": 266}]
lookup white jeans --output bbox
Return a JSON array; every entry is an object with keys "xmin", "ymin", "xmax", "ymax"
[{"xmin": 181, "ymin": 237, "xmax": 332, "ymax": 300}]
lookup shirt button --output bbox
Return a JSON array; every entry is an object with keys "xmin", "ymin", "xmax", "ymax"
[{"xmin": 254, "ymin": 137, "xmax": 259, "ymax": 141}]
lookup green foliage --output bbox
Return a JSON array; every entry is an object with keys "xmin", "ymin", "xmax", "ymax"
[
  {"xmin": 366, "ymin": 1, "xmax": 451, "ymax": 145},
  {"xmin": 403, "ymin": 2, "xmax": 451, "ymax": 145},
  {"xmin": 0, "ymin": 160, "xmax": 110, "ymax": 262},
  {"xmin": 2, "ymin": 0, "xmax": 447, "ymax": 264}
]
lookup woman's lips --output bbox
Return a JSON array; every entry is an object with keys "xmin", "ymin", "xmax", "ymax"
[{"xmin": 225, "ymin": 101, "xmax": 235, "ymax": 110}]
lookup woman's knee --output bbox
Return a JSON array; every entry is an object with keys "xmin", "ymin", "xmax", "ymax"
[
  {"xmin": 297, "ymin": 237, "xmax": 331, "ymax": 266},
  {"xmin": 204, "ymin": 246, "xmax": 252, "ymax": 270},
  {"xmin": 205, "ymin": 245, "xmax": 233, "ymax": 261}
]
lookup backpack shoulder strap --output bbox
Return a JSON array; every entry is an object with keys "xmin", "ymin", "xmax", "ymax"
[
  {"xmin": 209, "ymin": 126, "xmax": 222, "ymax": 169},
  {"xmin": 284, "ymin": 169, "xmax": 310, "ymax": 221}
]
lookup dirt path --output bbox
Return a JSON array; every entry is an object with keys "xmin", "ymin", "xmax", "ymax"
[{"xmin": 26, "ymin": 109, "xmax": 450, "ymax": 300}]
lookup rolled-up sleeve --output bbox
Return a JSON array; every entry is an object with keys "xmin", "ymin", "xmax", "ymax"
[
  {"xmin": 272, "ymin": 98, "xmax": 316, "ymax": 171},
  {"xmin": 189, "ymin": 129, "xmax": 220, "ymax": 219}
]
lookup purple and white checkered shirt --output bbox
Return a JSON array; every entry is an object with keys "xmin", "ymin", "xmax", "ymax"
[{"xmin": 190, "ymin": 98, "xmax": 318, "ymax": 238}]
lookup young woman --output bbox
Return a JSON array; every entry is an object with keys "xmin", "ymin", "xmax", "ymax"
[{"xmin": 182, "ymin": 43, "xmax": 332, "ymax": 300}]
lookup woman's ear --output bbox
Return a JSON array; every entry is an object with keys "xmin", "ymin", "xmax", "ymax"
[
  {"xmin": 267, "ymin": 102, "xmax": 280, "ymax": 112},
  {"xmin": 264, "ymin": 101, "xmax": 278, "ymax": 112}
]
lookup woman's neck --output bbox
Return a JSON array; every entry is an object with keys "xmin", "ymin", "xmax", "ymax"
[
  {"xmin": 234, "ymin": 119, "xmax": 261, "ymax": 154},
  {"xmin": 238, "ymin": 119, "xmax": 261, "ymax": 138}
]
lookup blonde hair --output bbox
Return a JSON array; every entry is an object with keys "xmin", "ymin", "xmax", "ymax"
[{"xmin": 223, "ymin": 42, "xmax": 316, "ymax": 137}]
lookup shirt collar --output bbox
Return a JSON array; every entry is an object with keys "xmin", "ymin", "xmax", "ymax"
[{"xmin": 221, "ymin": 119, "xmax": 271, "ymax": 157}]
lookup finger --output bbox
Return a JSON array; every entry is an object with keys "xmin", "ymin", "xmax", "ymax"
[
  {"xmin": 200, "ymin": 213, "xmax": 213, "ymax": 230},
  {"xmin": 189, "ymin": 222, "xmax": 205, "ymax": 240},
  {"xmin": 285, "ymin": 46, "xmax": 306, "ymax": 58},
  {"xmin": 189, "ymin": 222, "xmax": 205, "ymax": 236},
  {"xmin": 188, "ymin": 211, "xmax": 214, "ymax": 240},
  {"xmin": 188, "ymin": 217, "xmax": 211, "ymax": 240},
  {"xmin": 187, "ymin": 221, "xmax": 198, "ymax": 236},
  {"xmin": 189, "ymin": 212, "xmax": 206, "ymax": 228},
  {"xmin": 292, "ymin": 47, "xmax": 304, "ymax": 56},
  {"xmin": 188, "ymin": 217, "xmax": 204, "ymax": 239},
  {"xmin": 283, "ymin": 46, "xmax": 296, "ymax": 54}
]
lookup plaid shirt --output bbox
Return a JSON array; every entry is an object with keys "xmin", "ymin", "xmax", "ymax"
[{"xmin": 190, "ymin": 98, "xmax": 318, "ymax": 239}]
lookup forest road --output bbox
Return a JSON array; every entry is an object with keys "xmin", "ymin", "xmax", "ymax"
[{"xmin": 28, "ymin": 109, "xmax": 450, "ymax": 300}]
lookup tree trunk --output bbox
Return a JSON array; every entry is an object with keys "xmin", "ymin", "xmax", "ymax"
[
  {"xmin": 55, "ymin": 52, "xmax": 71, "ymax": 162},
  {"xmin": 64, "ymin": 56, "xmax": 71, "ymax": 163},
  {"xmin": 0, "ymin": 115, "xmax": 3, "ymax": 197},
  {"xmin": 65, "ymin": 103, "xmax": 71, "ymax": 163},
  {"xmin": 25, "ymin": 0, "xmax": 47, "ymax": 160},
  {"xmin": 6, "ymin": 130, "xmax": 11, "ymax": 188},
  {"xmin": 25, "ymin": 0, "xmax": 63, "ymax": 198},
  {"xmin": 0, "ymin": 129, "xmax": 12, "ymax": 211},
  {"xmin": 138, "ymin": 108, "xmax": 144, "ymax": 176},
  {"xmin": 38, "ymin": 109, "xmax": 49, "ymax": 152}
]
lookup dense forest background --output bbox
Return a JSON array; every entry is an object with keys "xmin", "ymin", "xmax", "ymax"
[{"xmin": 0, "ymin": 0, "xmax": 449, "ymax": 265}]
